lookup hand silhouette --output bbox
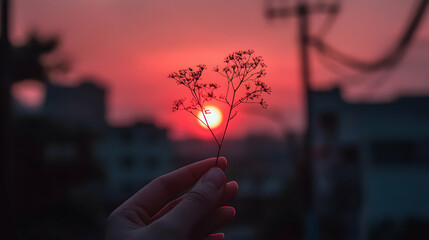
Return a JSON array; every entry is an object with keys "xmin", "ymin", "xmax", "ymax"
[{"xmin": 105, "ymin": 157, "xmax": 238, "ymax": 240}]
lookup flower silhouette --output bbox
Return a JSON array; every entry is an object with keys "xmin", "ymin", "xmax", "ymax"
[{"xmin": 169, "ymin": 50, "xmax": 271, "ymax": 165}]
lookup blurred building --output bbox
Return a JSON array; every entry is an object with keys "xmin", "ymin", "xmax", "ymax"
[
  {"xmin": 11, "ymin": 79, "xmax": 174, "ymax": 238},
  {"xmin": 19, "ymin": 80, "xmax": 175, "ymax": 203},
  {"xmin": 174, "ymin": 136, "xmax": 292, "ymax": 198},
  {"xmin": 42, "ymin": 80, "xmax": 107, "ymax": 130},
  {"xmin": 174, "ymin": 136, "xmax": 295, "ymax": 239},
  {"xmin": 237, "ymin": 136, "xmax": 293, "ymax": 198},
  {"xmin": 11, "ymin": 114, "xmax": 104, "ymax": 239},
  {"xmin": 95, "ymin": 123, "xmax": 173, "ymax": 202},
  {"xmin": 311, "ymin": 88, "xmax": 429, "ymax": 240}
]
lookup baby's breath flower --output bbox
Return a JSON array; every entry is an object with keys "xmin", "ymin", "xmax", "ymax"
[{"xmin": 168, "ymin": 50, "xmax": 271, "ymax": 164}]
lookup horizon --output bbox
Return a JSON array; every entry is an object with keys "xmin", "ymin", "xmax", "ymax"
[{"xmin": 10, "ymin": 0, "xmax": 429, "ymax": 140}]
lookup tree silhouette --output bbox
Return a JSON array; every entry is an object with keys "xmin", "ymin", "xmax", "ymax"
[
  {"xmin": 10, "ymin": 33, "xmax": 68, "ymax": 83},
  {"xmin": 0, "ymin": 31, "xmax": 67, "ymax": 239}
]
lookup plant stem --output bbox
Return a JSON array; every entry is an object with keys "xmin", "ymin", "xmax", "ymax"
[
  {"xmin": 216, "ymin": 105, "xmax": 233, "ymax": 166},
  {"xmin": 199, "ymin": 105, "xmax": 220, "ymax": 146},
  {"xmin": 215, "ymin": 92, "xmax": 235, "ymax": 166}
]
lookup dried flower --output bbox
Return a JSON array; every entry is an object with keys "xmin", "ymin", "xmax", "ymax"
[{"xmin": 168, "ymin": 50, "xmax": 271, "ymax": 165}]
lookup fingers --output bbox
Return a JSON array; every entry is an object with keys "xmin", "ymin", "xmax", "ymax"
[
  {"xmin": 150, "ymin": 195, "xmax": 184, "ymax": 222},
  {"xmin": 220, "ymin": 181, "xmax": 238, "ymax": 205},
  {"xmin": 156, "ymin": 167, "xmax": 226, "ymax": 236},
  {"xmin": 122, "ymin": 157, "xmax": 227, "ymax": 217},
  {"xmin": 192, "ymin": 206, "xmax": 235, "ymax": 239},
  {"xmin": 202, "ymin": 233, "xmax": 225, "ymax": 240},
  {"xmin": 151, "ymin": 180, "xmax": 238, "ymax": 222}
]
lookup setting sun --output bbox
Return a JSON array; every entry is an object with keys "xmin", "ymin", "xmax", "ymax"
[{"xmin": 198, "ymin": 105, "xmax": 223, "ymax": 129}]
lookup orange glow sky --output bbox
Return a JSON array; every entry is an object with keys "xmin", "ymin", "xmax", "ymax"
[{"xmin": 10, "ymin": 0, "xmax": 429, "ymax": 139}]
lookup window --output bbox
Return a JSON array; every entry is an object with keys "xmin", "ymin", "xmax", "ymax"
[
  {"xmin": 340, "ymin": 145, "xmax": 359, "ymax": 165},
  {"xmin": 371, "ymin": 141, "xmax": 417, "ymax": 164},
  {"xmin": 318, "ymin": 112, "xmax": 338, "ymax": 134},
  {"xmin": 121, "ymin": 129, "xmax": 133, "ymax": 142},
  {"xmin": 146, "ymin": 155, "xmax": 159, "ymax": 170},
  {"xmin": 121, "ymin": 156, "xmax": 134, "ymax": 170}
]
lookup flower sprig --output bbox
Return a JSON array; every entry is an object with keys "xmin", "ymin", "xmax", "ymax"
[{"xmin": 169, "ymin": 50, "xmax": 271, "ymax": 165}]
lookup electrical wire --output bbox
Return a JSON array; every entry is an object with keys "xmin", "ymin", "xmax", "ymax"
[
  {"xmin": 314, "ymin": 0, "xmax": 341, "ymax": 38},
  {"xmin": 310, "ymin": 0, "xmax": 429, "ymax": 72},
  {"xmin": 315, "ymin": 42, "xmax": 400, "ymax": 91}
]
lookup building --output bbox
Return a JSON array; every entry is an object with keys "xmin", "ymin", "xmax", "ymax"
[
  {"xmin": 173, "ymin": 136, "xmax": 294, "ymax": 240},
  {"xmin": 10, "ymin": 78, "xmax": 176, "ymax": 239},
  {"xmin": 95, "ymin": 123, "xmax": 173, "ymax": 202},
  {"xmin": 10, "ymin": 115, "xmax": 104, "ymax": 239},
  {"xmin": 42, "ymin": 80, "xmax": 107, "ymax": 130},
  {"xmin": 310, "ymin": 88, "xmax": 429, "ymax": 240},
  {"xmin": 173, "ymin": 136, "xmax": 292, "ymax": 198}
]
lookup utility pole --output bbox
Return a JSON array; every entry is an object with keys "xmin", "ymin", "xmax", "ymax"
[
  {"xmin": 265, "ymin": 1, "xmax": 339, "ymax": 239},
  {"xmin": 0, "ymin": 0, "xmax": 12, "ymax": 239}
]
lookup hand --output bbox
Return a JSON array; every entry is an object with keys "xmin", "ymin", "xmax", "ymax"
[{"xmin": 105, "ymin": 157, "xmax": 238, "ymax": 240}]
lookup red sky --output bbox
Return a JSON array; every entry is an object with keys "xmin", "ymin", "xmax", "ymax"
[{"xmin": 10, "ymin": 0, "xmax": 429, "ymax": 139}]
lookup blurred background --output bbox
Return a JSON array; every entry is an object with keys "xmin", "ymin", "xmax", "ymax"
[{"xmin": 1, "ymin": 0, "xmax": 429, "ymax": 239}]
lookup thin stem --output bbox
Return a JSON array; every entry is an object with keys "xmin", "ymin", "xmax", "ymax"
[
  {"xmin": 225, "ymin": 77, "xmax": 231, "ymax": 105},
  {"xmin": 215, "ymin": 92, "xmax": 235, "ymax": 165},
  {"xmin": 187, "ymin": 109, "xmax": 208, "ymax": 126},
  {"xmin": 199, "ymin": 104, "xmax": 221, "ymax": 146}
]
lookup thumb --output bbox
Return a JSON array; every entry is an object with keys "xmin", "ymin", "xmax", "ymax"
[{"xmin": 159, "ymin": 167, "xmax": 225, "ymax": 236}]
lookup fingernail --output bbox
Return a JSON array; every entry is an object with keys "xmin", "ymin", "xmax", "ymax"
[{"xmin": 203, "ymin": 167, "xmax": 224, "ymax": 189}]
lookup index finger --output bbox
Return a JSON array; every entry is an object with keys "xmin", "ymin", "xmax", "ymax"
[{"xmin": 122, "ymin": 157, "xmax": 227, "ymax": 217}]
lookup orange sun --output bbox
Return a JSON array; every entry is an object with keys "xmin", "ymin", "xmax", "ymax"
[{"xmin": 198, "ymin": 105, "xmax": 223, "ymax": 129}]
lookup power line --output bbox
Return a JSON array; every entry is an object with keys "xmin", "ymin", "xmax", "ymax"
[
  {"xmin": 315, "ymin": 0, "xmax": 342, "ymax": 38},
  {"xmin": 312, "ymin": 0, "xmax": 427, "ymax": 94},
  {"xmin": 314, "ymin": 39, "xmax": 396, "ymax": 88},
  {"xmin": 310, "ymin": 0, "xmax": 429, "ymax": 72}
]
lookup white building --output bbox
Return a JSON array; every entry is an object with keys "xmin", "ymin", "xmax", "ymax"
[{"xmin": 310, "ymin": 88, "xmax": 429, "ymax": 239}]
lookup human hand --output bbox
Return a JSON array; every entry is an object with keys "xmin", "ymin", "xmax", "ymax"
[{"xmin": 105, "ymin": 157, "xmax": 238, "ymax": 240}]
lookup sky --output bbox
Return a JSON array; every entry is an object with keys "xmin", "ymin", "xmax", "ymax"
[{"xmin": 10, "ymin": 0, "xmax": 429, "ymax": 139}]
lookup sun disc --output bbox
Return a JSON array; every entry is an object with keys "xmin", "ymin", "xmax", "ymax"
[{"xmin": 198, "ymin": 106, "xmax": 222, "ymax": 129}]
